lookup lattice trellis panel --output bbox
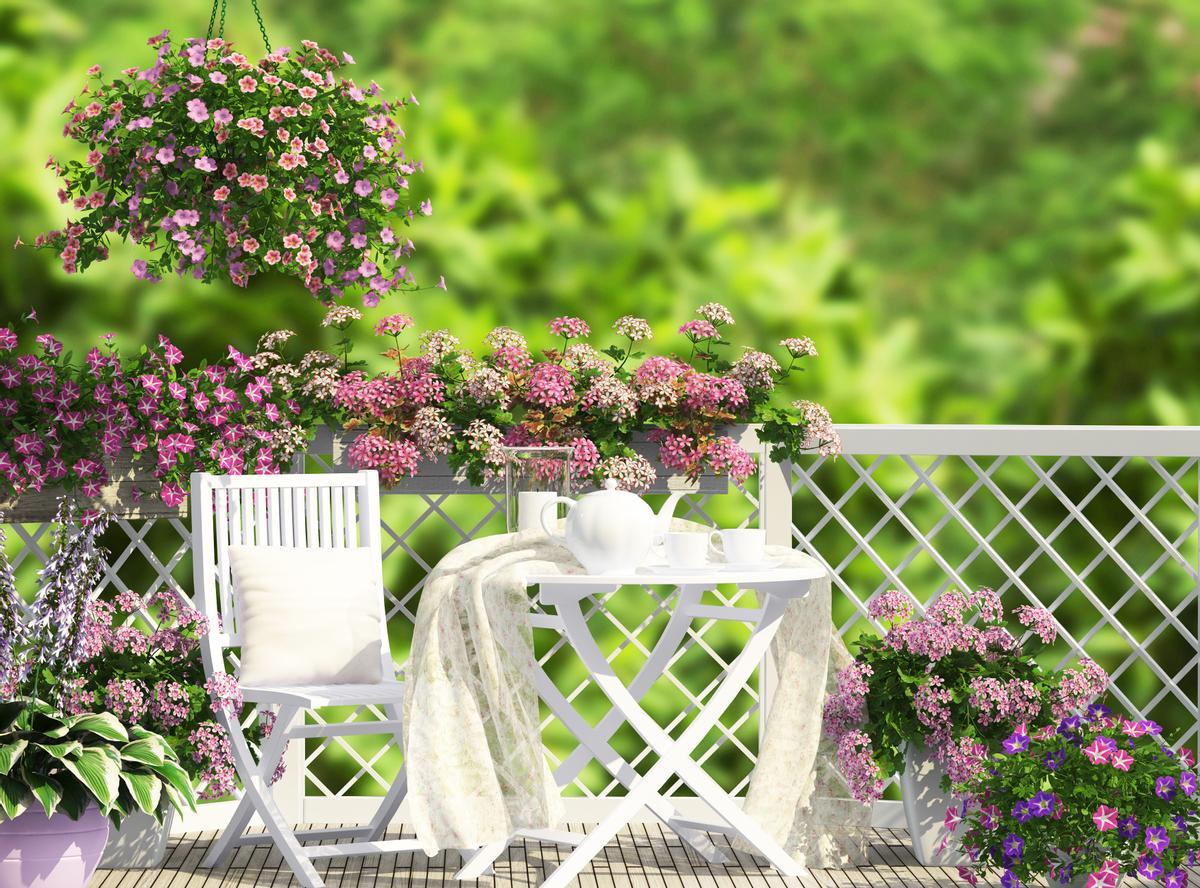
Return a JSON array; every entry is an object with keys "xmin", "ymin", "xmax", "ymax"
[
  {"xmin": 787, "ymin": 431, "xmax": 1200, "ymax": 750},
  {"xmin": 293, "ymin": 441, "xmax": 764, "ymax": 802}
]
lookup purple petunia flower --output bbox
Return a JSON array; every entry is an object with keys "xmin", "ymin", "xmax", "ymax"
[
  {"xmin": 1145, "ymin": 825, "xmax": 1171, "ymax": 855},
  {"xmin": 1138, "ymin": 854, "xmax": 1164, "ymax": 881},
  {"xmin": 1181, "ymin": 771, "xmax": 1197, "ymax": 797},
  {"xmin": 1003, "ymin": 731, "xmax": 1030, "ymax": 754},
  {"xmin": 1118, "ymin": 816, "xmax": 1141, "ymax": 840},
  {"xmin": 1163, "ymin": 869, "xmax": 1187, "ymax": 888},
  {"xmin": 1012, "ymin": 801, "xmax": 1034, "ymax": 824},
  {"xmin": 1157, "ymin": 776, "xmax": 1178, "ymax": 801},
  {"xmin": 1043, "ymin": 749, "xmax": 1066, "ymax": 771},
  {"xmin": 1029, "ymin": 792, "xmax": 1056, "ymax": 818},
  {"xmin": 1002, "ymin": 833, "xmax": 1024, "ymax": 862}
]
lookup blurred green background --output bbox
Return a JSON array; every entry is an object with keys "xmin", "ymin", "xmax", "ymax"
[{"xmin": 3, "ymin": 0, "xmax": 1199, "ymax": 797}]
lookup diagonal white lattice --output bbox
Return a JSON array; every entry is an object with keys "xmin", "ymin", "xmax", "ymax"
[{"xmin": 787, "ymin": 442, "xmax": 1199, "ymax": 750}]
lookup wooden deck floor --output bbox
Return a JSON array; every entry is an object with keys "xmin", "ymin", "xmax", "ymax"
[{"xmin": 94, "ymin": 826, "xmax": 1193, "ymax": 888}]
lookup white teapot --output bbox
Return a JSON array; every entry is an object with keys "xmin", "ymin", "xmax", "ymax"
[{"xmin": 540, "ymin": 479, "xmax": 684, "ymax": 574}]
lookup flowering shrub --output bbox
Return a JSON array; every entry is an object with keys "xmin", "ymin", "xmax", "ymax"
[
  {"xmin": 36, "ymin": 31, "xmax": 437, "ymax": 303},
  {"xmin": 0, "ymin": 316, "xmax": 341, "ymax": 507},
  {"xmin": 0, "ymin": 503, "xmax": 270, "ymax": 799},
  {"xmin": 823, "ymin": 587, "xmax": 1108, "ymax": 803},
  {"xmin": 952, "ymin": 709, "xmax": 1199, "ymax": 888},
  {"xmin": 0, "ymin": 501, "xmax": 197, "ymax": 824},
  {"xmin": 336, "ymin": 304, "xmax": 840, "ymax": 489}
]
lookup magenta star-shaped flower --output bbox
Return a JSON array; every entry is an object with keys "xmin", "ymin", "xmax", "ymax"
[
  {"xmin": 1109, "ymin": 749, "xmax": 1134, "ymax": 771},
  {"xmin": 1083, "ymin": 739, "xmax": 1112, "ymax": 765},
  {"xmin": 1092, "ymin": 805, "xmax": 1118, "ymax": 832}
]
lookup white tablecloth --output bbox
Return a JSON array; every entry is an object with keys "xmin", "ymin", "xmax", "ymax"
[{"xmin": 403, "ymin": 527, "xmax": 868, "ymax": 865}]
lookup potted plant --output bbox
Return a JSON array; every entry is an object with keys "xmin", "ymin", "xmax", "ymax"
[
  {"xmin": 330, "ymin": 302, "xmax": 840, "ymax": 489},
  {"xmin": 34, "ymin": 30, "xmax": 438, "ymax": 304},
  {"xmin": 0, "ymin": 503, "xmax": 196, "ymax": 887},
  {"xmin": 66, "ymin": 586, "xmax": 272, "ymax": 868},
  {"xmin": 822, "ymin": 587, "xmax": 1108, "ymax": 864},
  {"xmin": 951, "ymin": 709, "xmax": 1200, "ymax": 888}
]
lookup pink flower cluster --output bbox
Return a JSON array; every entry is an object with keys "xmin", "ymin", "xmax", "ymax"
[
  {"xmin": 0, "ymin": 323, "xmax": 329, "ymax": 505},
  {"xmin": 39, "ymin": 32, "xmax": 437, "ymax": 304},
  {"xmin": 333, "ymin": 306, "xmax": 834, "ymax": 489}
]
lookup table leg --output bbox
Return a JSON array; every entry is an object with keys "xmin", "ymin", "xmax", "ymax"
[{"xmin": 545, "ymin": 588, "xmax": 806, "ymax": 883}]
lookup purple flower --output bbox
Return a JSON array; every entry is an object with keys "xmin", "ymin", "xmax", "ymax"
[
  {"xmin": 1000, "ymin": 868, "xmax": 1021, "ymax": 888},
  {"xmin": 1012, "ymin": 801, "xmax": 1033, "ymax": 824},
  {"xmin": 1002, "ymin": 833, "xmax": 1024, "ymax": 862},
  {"xmin": 1043, "ymin": 749, "xmax": 1066, "ymax": 771},
  {"xmin": 1164, "ymin": 869, "xmax": 1188, "ymax": 888},
  {"xmin": 1157, "ymin": 776, "xmax": 1178, "ymax": 801},
  {"xmin": 1117, "ymin": 816, "xmax": 1140, "ymax": 840},
  {"xmin": 1181, "ymin": 771, "xmax": 1197, "ymax": 796},
  {"xmin": 353, "ymin": 179, "xmax": 372, "ymax": 197},
  {"xmin": 1138, "ymin": 854, "xmax": 1164, "ymax": 881},
  {"xmin": 1028, "ymin": 792, "xmax": 1055, "ymax": 818},
  {"xmin": 1145, "ymin": 825, "xmax": 1170, "ymax": 854},
  {"xmin": 1002, "ymin": 731, "xmax": 1030, "ymax": 754}
]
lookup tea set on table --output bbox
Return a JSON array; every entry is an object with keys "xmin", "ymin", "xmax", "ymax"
[{"xmin": 527, "ymin": 478, "xmax": 777, "ymax": 576}]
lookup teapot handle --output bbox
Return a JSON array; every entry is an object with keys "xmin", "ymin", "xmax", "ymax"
[{"xmin": 540, "ymin": 497, "xmax": 576, "ymax": 542}]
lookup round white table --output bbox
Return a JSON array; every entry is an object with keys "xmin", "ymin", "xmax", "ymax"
[{"xmin": 454, "ymin": 562, "xmax": 825, "ymax": 886}]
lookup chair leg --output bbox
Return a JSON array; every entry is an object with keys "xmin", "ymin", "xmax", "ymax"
[
  {"xmin": 364, "ymin": 702, "xmax": 409, "ymax": 842},
  {"xmin": 216, "ymin": 705, "xmax": 327, "ymax": 888},
  {"xmin": 203, "ymin": 703, "xmax": 297, "ymax": 869}
]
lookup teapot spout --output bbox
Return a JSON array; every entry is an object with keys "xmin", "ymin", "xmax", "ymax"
[{"xmin": 656, "ymin": 490, "xmax": 686, "ymax": 535}]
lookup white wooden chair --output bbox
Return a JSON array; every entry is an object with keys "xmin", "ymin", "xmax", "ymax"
[{"xmin": 190, "ymin": 471, "xmax": 422, "ymax": 888}]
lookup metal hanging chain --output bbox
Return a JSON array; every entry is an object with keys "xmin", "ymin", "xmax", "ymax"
[
  {"xmin": 205, "ymin": 0, "xmax": 271, "ymax": 54},
  {"xmin": 251, "ymin": 0, "xmax": 272, "ymax": 54}
]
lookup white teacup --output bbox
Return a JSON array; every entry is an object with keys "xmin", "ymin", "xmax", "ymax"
[
  {"xmin": 709, "ymin": 528, "xmax": 766, "ymax": 565},
  {"xmin": 663, "ymin": 532, "xmax": 709, "ymax": 569}
]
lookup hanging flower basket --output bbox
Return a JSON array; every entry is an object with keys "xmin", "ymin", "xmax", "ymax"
[{"xmin": 37, "ymin": 15, "xmax": 437, "ymax": 305}]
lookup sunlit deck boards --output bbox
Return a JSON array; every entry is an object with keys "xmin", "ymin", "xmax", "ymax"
[{"xmin": 93, "ymin": 826, "xmax": 1194, "ymax": 888}]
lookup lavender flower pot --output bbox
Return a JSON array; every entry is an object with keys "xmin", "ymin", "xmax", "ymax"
[
  {"xmin": 0, "ymin": 805, "xmax": 109, "ymax": 888},
  {"xmin": 900, "ymin": 745, "xmax": 969, "ymax": 866}
]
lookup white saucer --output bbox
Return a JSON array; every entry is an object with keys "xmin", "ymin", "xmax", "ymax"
[
  {"xmin": 716, "ymin": 558, "xmax": 783, "ymax": 571},
  {"xmin": 641, "ymin": 558, "xmax": 783, "ymax": 575}
]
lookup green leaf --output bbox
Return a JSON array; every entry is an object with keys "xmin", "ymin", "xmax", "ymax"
[
  {"xmin": 62, "ymin": 747, "xmax": 121, "ymax": 810},
  {"xmin": 33, "ymin": 740, "xmax": 83, "ymax": 761},
  {"xmin": 24, "ymin": 772, "xmax": 62, "ymax": 819},
  {"xmin": 0, "ymin": 740, "xmax": 27, "ymax": 776},
  {"xmin": 0, "ymin": 774, "xmax": 26, "ymax": 820},
  {"xmin": 0, "ymin": 702, "xmax": 23, "ymax": 732},
  {"xmin": 120, "ymin": 738, "xmax": 166, "ymax": 767},
  {"xmin": 69, "ymin": 712, "xmax": 129, "ymax": 743},
  {"xmin": 120, "ymin": 771, "xmax": 162, "ymax": 816},
  {"xmin": 154, "ymin": 760, "xmax": 196, "ymax": 809}
]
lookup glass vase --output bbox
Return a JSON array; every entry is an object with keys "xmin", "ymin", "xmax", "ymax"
[{"xmin": 503, "ymin": 446, "xmax": 573, "ymax": 534}]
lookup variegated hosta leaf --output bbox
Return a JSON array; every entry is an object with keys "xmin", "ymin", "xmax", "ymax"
[
  {"xmin": 154, "ymin": 760, "xmax": 195, "ymax": 810},
  {"xmin": 69, "ymin": 712, "xmax": 129, "ymax": 743},
  {"xmin": 62, "ymin": 747, "xmax": 121, "ymax": 810},
  {"xmin": 0, "ymin": 774, "xmax": 26, "ymax": 820},
  {"xmin": 32, "ymin": 740, "xmax": 82, "ymax": 761},
  {"xmin": 120, "ymin": 771, "xmax": 162, "ymax": 816},
  {"xmin": 24, "ymin": 772, "xmax": 62, "ymax": 818},
  {"xmin": 0, "ymin": 740, "xmax": 27, "ymax": 776},
  {"xmin": 119, "ymin": 738, "xmax": 166, "ymax": 767}
]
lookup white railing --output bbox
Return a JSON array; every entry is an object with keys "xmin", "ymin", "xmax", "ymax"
[{"xmin": 5, "ymin": 425, "xmax": 1198, "ymax": 829}]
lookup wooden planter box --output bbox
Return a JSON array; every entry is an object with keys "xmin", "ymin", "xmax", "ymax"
[
  {"xmin": 1, "ymin": 426, "xmax": 754, "ymax": 521},
  {"xmin": 0, "ymin": 452, "xmax": 187, "ymax": 523},
  {"xmin": 303, "ymin": 427, "xmax": 742, "ymax": 496}
]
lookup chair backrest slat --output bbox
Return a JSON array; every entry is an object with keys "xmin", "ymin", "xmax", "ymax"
[{"xmin": 191, "ymin": 471, "xmax": 388, "ymax": 680}]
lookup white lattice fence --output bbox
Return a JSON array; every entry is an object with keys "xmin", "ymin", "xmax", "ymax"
[
  {"xmin": 6, "ymin": 424, "xmax": 1197, "ymax": 826},
  {"xmin": 292, "ymin": 430, "xmax": 766, "ymax": 812},
  {"xmin": 784, "ymin": 425, "xmax": 1200, "ymax": 751}
]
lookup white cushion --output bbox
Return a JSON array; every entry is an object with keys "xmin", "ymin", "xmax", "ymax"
[{"xmin": 228, "ymin": 545, "xmax": 384, "ymax": 687}]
